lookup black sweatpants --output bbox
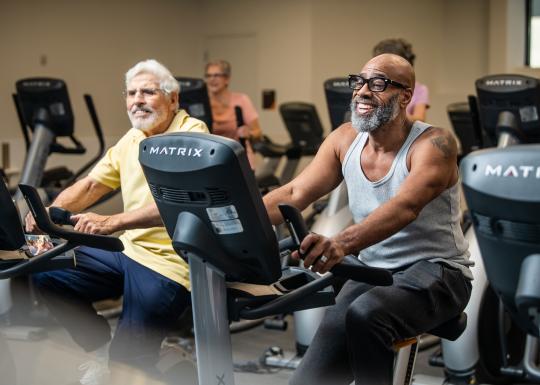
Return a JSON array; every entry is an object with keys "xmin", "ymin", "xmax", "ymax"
[{"xmin": 289, "ymin": 260, "xmax": 472, "ymax": 385}]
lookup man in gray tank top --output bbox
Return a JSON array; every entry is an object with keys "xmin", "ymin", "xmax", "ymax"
[{"xmin": 263, "ymin": 53, "xmax": 472, "ymax": 385}]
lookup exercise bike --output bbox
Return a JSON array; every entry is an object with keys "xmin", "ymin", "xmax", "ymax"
[
  {"xmin": 0, "ymin": 180, "xmax": 123, "ymax": 383},
  {"xmin": 419, "ymin": 74, "xmax": 540, "ymax": 385}
]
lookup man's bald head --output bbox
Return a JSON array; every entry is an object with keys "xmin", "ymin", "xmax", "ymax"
[{"xmin": 362, "ymin": 53, "xmax": 415, "ymax": 90}]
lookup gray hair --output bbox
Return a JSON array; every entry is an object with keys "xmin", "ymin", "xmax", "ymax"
[
  {"xmin": 125, "ymin": 59, "xmax": 179, "ymax": 95},
  {"xmin": 205, "ymin": 59, "xmax": 231, "ymax": 77}
]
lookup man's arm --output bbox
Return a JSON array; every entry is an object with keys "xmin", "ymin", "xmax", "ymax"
[
  {"xmin": 70, "ymin": 201, "xmax": 162, "ymax": 235},
  {"xmin": 51, "ymin": 176, "xmax": 114, "ymax": 211},
  {"xmin": 263, "ymin": 129, "xmax": 345, "ymax": 224},
  {"xmin": 301, "ymin": 127, "xmax": 459, "ymax": 273},
  {"xmin": 24, "ymin": 176, "xmax": 113, "ymax": 232}
]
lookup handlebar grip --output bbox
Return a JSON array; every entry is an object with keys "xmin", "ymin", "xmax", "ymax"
[
  {"xmin": 49, "ymin": 207, "xmax": 74, "ymax": 226},
  {"xmin": 331, "ymin": 255, "xmax": 393, "ymax": 286},
  {"xmin": 19, "ymin": 184, "xmax": 124, "ymax": 252},
  {"xmin": 235, "ymin": 106, "xmax": 245, "ymax": 127},
  {"xmin": 278, "ymin": 204, "xmax": 309, "ymax": 245},
  {"xmin": 278, "ymin": 204, "xmax": 393, "ymax": 286}
]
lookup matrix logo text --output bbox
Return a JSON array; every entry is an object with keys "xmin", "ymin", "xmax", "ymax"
[
  {"xmin": 485, "ymin": 164, "xmax": 540, "ymax": 178},
  {"xmin": 149, "ymin": 147, "xmax": 203, "ymax": 157}
]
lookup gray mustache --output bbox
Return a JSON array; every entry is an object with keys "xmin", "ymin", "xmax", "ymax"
[{"xmin": 130, "ymin": 106, "xmax": 154, "ymax": 114}]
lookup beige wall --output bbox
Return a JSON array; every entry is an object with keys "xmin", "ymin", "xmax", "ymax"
[
  {"xmin": 310, "ymin": 0, "xmax": 489, "ymax": 130},
  {"xmin": 0, "ymin": 0, "xmax": 518, "ymax": 170}
]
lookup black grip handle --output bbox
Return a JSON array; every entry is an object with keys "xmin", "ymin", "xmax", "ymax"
[
  {"xmin": 235, "ymin": 106, "xmax": 247, "ymax": 149},
  {"xmin": 277, "ymin": 204, "xmax": 393, "ymax": 286},
  {"xmin": 49, "ymin": 207, "xmax": 74, "ymax": 226},
  {"xmin": 235, "ymin": 106, "xmax": 245, "ymax": 127},
  {"xmin": 19, "ymin": 184, "xmax": 124, "ymax": 252},
  {"xmin": 278, "ymin": 204, "xmax": 309, "ymax": 246}
]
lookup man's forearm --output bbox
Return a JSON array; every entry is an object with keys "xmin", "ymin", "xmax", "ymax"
[
  {"xmin": 333, "ymin": 196, "xmax": 419, "ymax": 256},
  {"xmin": 109, "ymin": 202, "xmax": 163, "ymax": 231},
  {"xmin": 52, "ymin": 177, "xmax": 112, "ymax": 212}
]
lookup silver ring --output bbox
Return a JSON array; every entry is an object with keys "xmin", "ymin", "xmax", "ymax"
[{"xmin": 320, "ymin": 255, "xmax": 328, "ymax": 264}]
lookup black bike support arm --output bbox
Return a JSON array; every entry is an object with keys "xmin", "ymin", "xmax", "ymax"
[
  {"xmin": 18, "ymin": 184, "xmax": 124, "ymax": 252},
  {"xmin": 0, "ymin": 241, "xmax": 74, "ymax": 279}
]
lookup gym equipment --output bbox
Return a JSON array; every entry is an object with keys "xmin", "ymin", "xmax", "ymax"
[
  {"xmin": 393, "ymin": 313, "xmax": 467, "ymax": 385},
  {"xmin": 428, "ymin": 74, "xmax": 540, "ymax": 384},
  {"xmin": 461, "ymin": 144, "xmax": 540, "ymax": 381},
  {"xmin": 264, "ymin": 80, "xmax": 355, "ymax": 368},
  {"xmin": 0, "ymin": 181, "xmax": 123, "ymax": 380},
  {"xmin": 4, "ymin": 78, "xmax": 112, "ymax": 339},
  {"xmin": 175, "ymin": 77, "xmax": 213, "ymax": 131},
  {"xmin": 309, "ymin": 77, "xmax": 355, "ymax": 237},
  {"xmin": 290, "ymin": 79, "xmax": 354, "ymax": 358},
  {"xmin": 447, "ymin": 98, "xmax": 483, "ymax": 160},
  {"xmin": 324, "ymin": 77, "xmax": 353, "ymax": 130},
  {"xmin": 12, "ymin": 78, "xmax": 107, "ymax": 198},
  {"xmin": 139, "ymin": 132, "xmax": 392, "ymax": 385},
  {"xmin": 255, "ymin": 102, "xmax": 325, "ymax": 193}
]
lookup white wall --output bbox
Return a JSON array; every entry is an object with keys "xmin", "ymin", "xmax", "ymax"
[
  {"xmin": 0, "ymin": 0, "xmax": 203, "ymax": 169},
  {"xmin": 0, "ymin": 0, "xmax": 501, "ymax": 170}
]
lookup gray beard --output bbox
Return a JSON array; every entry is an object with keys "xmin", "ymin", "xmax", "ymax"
[
  {"xmin": 350, "ymin": 94, "xmax": 400, "ymax": 133},
  {"xmin": 128, "ymin": 108, "xmax": 161, "ymax": 131}
]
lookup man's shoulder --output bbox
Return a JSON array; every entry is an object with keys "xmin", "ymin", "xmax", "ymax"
[
  {"xmin": 172, "ymin": 110, "xmax": 209, "ymax": 133},
  {"xmin": 415, "ymin": 125, "xmax": 455, "ymax": 143},
  {"xmin": 328, "ymin": 123, "xmax": 359, "ymax": 161},
  {"xmin": 411, "ymin": 125, "xmax": 458, "ymax": 160},
  {"xmin": 114, "ymin": 128, "xmax": 142, "ymax": 147}
]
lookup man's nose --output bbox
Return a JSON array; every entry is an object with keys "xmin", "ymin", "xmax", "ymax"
[
  {"xmin": 354, "ymin": 85, "xmax": 372, "ymax": 101},
  {"xmin": 355, "ymin": 82, "xmax": 371, "ymax": 97}
]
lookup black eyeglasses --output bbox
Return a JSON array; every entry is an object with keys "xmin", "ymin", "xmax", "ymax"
[{"xmin": 348, "ymin": 75, "xmax": 407, "ymax": 92}]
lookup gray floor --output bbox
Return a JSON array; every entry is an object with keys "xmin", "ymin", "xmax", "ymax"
[{"xmin": 1, "ymin": 315, "xmax": 445, "ymax": 385}]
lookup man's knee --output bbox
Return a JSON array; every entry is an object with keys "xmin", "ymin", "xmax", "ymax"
[
  {"xmin": 345, "ymin": 296, "xmax": 391, "ymax": 343},
  {"xmin": 31, "ymin": 271, "xmax": 57, "ymax": 291}
]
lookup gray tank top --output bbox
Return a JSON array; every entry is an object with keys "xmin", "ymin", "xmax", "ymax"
[{"xmin": 342, "ymin": 121, "xmax": 472, "ymax": 279}]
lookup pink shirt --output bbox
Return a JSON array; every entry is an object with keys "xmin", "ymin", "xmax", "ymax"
[
  {"xmin": 407, "ymin": 82, "xmax": 429, "ymax": 116},
  {"xmin": 211, "ymin": 92, "xmax": 259, "ymax": 168},
  {"xmin": 211, "ymin": 92, "xmax": 258, "ymax": 140}
]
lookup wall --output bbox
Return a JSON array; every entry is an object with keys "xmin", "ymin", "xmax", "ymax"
[
  {"xmin": 0, "ymin": 0, "xmax": 495, "ymax": 171},
  {"xmin": 0, "ymin": 0, "xmax": 203, "ymax": 169},
  {"xmin": 310, "ymin": 0, "xmax": 490, "ymax": 130},
  {"xmin": 199, "ymin": 0, "xmax": 313, "ymax": 143}
]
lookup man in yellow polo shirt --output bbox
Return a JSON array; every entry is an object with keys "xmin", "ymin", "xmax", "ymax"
[{"xmin": 25, "ymin": 59, "xmax": 208, "ymax": 384}]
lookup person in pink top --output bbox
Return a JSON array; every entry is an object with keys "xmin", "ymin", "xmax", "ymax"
[
  {"xmin": 204, "ymin": 59, "xmax": 263, "ymax": 168},
  {"xmin": 373, "ymin": 38, "xmax": 430, "ymax": 122}
]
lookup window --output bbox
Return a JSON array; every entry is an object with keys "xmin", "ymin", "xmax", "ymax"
[{"xmin": 527, "ymin": 0, "xmax": 540, "ymax": 67}]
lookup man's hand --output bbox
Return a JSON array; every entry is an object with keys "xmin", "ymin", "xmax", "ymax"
[
  {"xmin": 25, "ymin": 210, "xmax": 43, "ymax": 234},
  {"xmin": 71, "ymin": 212, "xmax": 119, "ymax": 235},
  {"xmin": 292, "ymin": 233, "xmax": 346, "ymax": 274}
]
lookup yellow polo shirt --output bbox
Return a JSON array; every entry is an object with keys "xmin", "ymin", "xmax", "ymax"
[{"xmin": 88, "ymin": 110, "xmax": 208, "ymax": 289}]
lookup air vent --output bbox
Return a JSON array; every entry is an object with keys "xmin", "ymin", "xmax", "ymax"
[
  {"xmin": 149, "ymin": 184, "xmax": 230, "ymax": 206},
  {"xmin": 207, "ymin": 188, "xmax": 230, "ymax": 205},
  {"xmin": 149, "ymin": 184, "xmax": 209, "ymax": 205}
]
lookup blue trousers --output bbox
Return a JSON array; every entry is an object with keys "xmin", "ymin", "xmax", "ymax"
[{"xmin": 32, "ymin": 246, "xmax": 190, "ymax": 369}]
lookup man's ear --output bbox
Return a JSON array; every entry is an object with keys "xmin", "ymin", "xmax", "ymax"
[
  {"xmin": 170, "ymin": 92, "xmax": 179, "ymax": 111},
  {"xmin": 400, "ymin": 88, "xmax": 413, "ymax": 107}
]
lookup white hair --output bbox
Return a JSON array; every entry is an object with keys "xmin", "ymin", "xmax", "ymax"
[{"xmin": 125, "ymin": 59, "xmax": 179, "ymax": 95}]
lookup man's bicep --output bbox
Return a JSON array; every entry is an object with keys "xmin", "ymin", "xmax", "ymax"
[
  {"xmin": 290, "ymin": 137, "xmax": 344, "ymax": 203},
  {"xmin": 399, "ymin": 139, "xmax": 457, "ymax": 211}
]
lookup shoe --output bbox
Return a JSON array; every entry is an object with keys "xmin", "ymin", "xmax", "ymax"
[{"xmin": 78, "ymin": 359, "xmax": 110, "ymax": 385}]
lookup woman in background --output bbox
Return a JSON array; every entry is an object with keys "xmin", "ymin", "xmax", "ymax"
[{"xmin": 204, "ymin": 60, "xmax": 262, "ymax": 168}]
